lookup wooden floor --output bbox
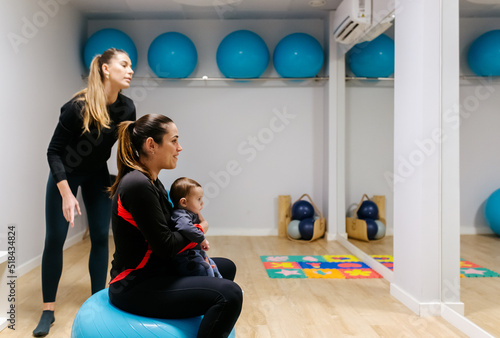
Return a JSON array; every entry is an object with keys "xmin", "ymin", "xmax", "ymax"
[
  {"xmin": 349, "ymin": 234, "xmax": 500, "ymax": 337},
  {"xmin": 5, "ymin": 235, "xmax": 498, "ymax": 337}
]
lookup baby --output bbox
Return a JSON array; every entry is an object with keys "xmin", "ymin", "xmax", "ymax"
[{"xmin": 169, "ymin": 177, "xmax": 222, "ymax": 278}]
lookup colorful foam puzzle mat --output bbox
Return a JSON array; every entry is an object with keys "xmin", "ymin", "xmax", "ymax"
[
  {"xmin": 260, "ymin": 255, "xmax": 383, "ymax": 279},
  {"xmin": 261, "ymin": 255, "xmax": 500, "ymax": 279}
]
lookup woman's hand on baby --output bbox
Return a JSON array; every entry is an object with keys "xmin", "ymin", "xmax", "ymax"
[{"xmin": 200, "ymin": 239, "xmax": 210, "ymax": 251}]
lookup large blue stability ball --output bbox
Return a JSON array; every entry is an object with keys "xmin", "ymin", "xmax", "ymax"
[
  {"xmin": 292, "ymin": 200, "xmax": 315, "ymax": 220},
  {"xmin": 357, "ymin": 200, "xmax": 379, "ymax": 220},
  {"xmin": 216, "ymin": 30, "xmax": 269, "ymax": 78},
  {"xmin": 298, "ymin": 217, "xmax": 315, "ymax": 240},
  {"xmin": 83, "ymin": 29, "xmax": 138, "ymax": 71},
  {"xmin": 72, "ymin": 289, "xmax": 235, "ymax": 337},
  {"xmin": 273, "ymin": 33, "xmax": 324, "ymax": 78},
  {"xmin": 347, "ymin": 34, "xmax": 395, "ymax": 78},
  {"xmin": 148, "ymin": 32, "xmax": 198, "ymax": 78},
  {"xmin": 468, "ymin": 30, "xmax": 500, "ymax": 76},
  {"xmin": 484, "ymin": 189, "xmax": 500, "ymax": 236}
]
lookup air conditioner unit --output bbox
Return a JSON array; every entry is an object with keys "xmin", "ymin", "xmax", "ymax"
[{"xmin": 333, "ymin": 0, "xmax": 395, "ymax": 45}]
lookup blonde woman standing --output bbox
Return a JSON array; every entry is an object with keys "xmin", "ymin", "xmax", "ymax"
[{"xmin": 33, "ymin": 48, "xmax": 135, "ymax": 337}]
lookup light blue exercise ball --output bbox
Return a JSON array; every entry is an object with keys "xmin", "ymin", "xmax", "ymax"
[
  {"xmin": 273, "ymin": 33, "xmax": 324, "ymax": 78},
  {"xmin": 374, "ymin": 220, "xmax": 386, "ymax": 240},
  {"xmin": 148, "ymin": 32, "xmax": 198, "ymax": 78},
  {"xmin": 468, "ymin": 30, "xmax": 500, "ymax": 76},
  {"xmin": 484, "ymin": 189, "xmax": 500, "ymax": 236},
  {"xmin": 287, "ymin": 220, "xmax": 302, "ymax": 239},
  {"xmin": 347, "ymin": 34, "xmax": 395, "ymax": 78},
  {"xmin": 83, "ymin": 28, "xmax": 137, "ymax": 71},
  {"xmin": 216, "ymin": 30, "xmax": 269, "ymax": 78},
  {"xmin": 72, "ymin": 289, "xmax": 235, "ymax": 337}
]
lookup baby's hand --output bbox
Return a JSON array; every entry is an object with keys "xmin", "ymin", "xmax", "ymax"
[{"xmin": 200, "ymin": 239, "xmax": 210, "ymax": 251}]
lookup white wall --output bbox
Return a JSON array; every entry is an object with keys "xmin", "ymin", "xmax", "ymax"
[
  {"xmin": 0, "ymin": 0, "xmax": 85, "ymax": 272},
  {"xmin": 90, "ymin": 19, "xmax": 327, "ymax": 235},
  {"xmin": 459, "ymin": 18, "xmax": 500, "ymax": 235}
]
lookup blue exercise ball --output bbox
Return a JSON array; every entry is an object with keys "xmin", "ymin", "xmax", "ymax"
[
  {"xmin": 287, "ymin": 220, "xmax": 302, "ymax": 239},
  {"xmin": 299, "ymin": 217, "xmax": 315, "ymax": 240},
  {"xmin": 148, "ymin": 32, "xmax": 198, "ymax": 78},
  {"xmin": 484, "ymin": 189, "xmax": 500, "ymax": 236},
  {"xmin": 83, "ymin": 29, "xmax": 137, "ymax": 71},
  {"xmin": 347, "ymin": 34, "xmax": 395, "ymax": 77},
  {"xmin": 216, "ymin": 30, "xmax": 269, "ymax": 78},
  {"xmin": 273, "ymin": 33, "xmax": 324, "ymax": 78},
  {"xmin": 468, "ymin": 30, "xmax": 500, "ymax": 76},
  {"xmin": 374, "ymin": 220, "xmax": 386, "ymax": 240},
  {"xmin": 365, "ymin": 219, "xmax": 379, "ymax": 240},
  {"xmin": 292, "ymin": 200, "xmax": 315, "ymax": 221},
  {"xmin": 72, "ymin": 289, "xmax": 235, "ymax": 337},
  {"xmin": 357, "ymin": 200, "xmax": 379, "ymax": 220}
]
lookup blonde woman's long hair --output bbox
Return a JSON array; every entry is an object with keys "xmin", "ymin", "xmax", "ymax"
[
  {"xmin": 109, "ymin": 114, "xmax": 174, "ymax": 197},
  {"xmin": 74, "ymin": 48, "xmax": 128, "ymax": 136}
]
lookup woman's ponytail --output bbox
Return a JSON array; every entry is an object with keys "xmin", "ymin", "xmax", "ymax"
[{"xmin": 109, "ymin": 121, "xmax": 149, "ymax": 196}]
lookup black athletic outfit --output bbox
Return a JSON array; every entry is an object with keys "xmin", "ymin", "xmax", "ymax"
[
  {"xmin": 109, "ymin": 170, "xmax": 242, "ymax": 338},
  {"xmin": 43, "ymin": 93, "xmax": 136, "ymax": 302}
]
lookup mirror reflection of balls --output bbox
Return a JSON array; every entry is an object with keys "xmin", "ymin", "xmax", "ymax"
[
  {"xmin": 216, "ymin": 30, "xmax": 270, "ymax": 78},
  {"xmin": 84, "ymin": 28, "xmax": 138, "ymax": 71},
  {"xmin": 273, "ymin": 33, "xmax": 324, "ymax": 78},
  {"xmin": 374, "ymin": 220, "xmax": 386, "ymax": 240},
  {"xmin": 148, "ymin": 32, "xmax": 198, "ymax": 78},
  {"xmin": 468, "ymin": 30, "xmax": 500, "ymax": 76},
  {"xmin": 356, "ymin": 200, "xmax": 379, "ymax": 220}
]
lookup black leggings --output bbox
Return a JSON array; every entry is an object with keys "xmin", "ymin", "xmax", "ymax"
[
  {"xmin": 109, "ymin": 258, "xmax": 243, "ymax": 338},
  {"xmin": 41, "ymin": 169, "xmax": 111, "ymax": 302}
]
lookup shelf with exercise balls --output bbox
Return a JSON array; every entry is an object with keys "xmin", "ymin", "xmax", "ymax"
[
  {"xmin": 279, "ymin": 194, "xmax": 325, "ymax": 242},
  {"xmin": 468, "ymin": 30, "xmax": 500, "ymax": 77},
  {"xmin": 148, "ymin": 32, "xmax": 198, "ymax": 78},
  {"xmin": 83, "ymin": 28, "xmax": 138, "ymax": 71}
]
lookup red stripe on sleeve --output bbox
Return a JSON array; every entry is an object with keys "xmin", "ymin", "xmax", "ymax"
[{"xmin": 117, "ymin": 195, "xmax": 137, "ymax": 227}]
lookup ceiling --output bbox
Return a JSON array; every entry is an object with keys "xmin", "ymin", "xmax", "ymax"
[{"xmin": 70, "ymin": 0, "xmax": 500, "ymax": 20}]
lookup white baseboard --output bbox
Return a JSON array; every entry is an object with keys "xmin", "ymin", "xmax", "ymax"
[
  {"xmin": 16, "ymin": 230, "xmax": 86, "ymax": 278},
  {"xmin": 441, "ymin": 305, "xmax": 495, "ymax": 338},
  {"xmin": 390, "ymin": 283, "xmax": 441, "ymax": 317}
]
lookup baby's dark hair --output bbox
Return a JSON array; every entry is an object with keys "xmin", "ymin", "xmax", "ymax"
[{"xmin": 170, "ymin": 177, "xmax": 202, "ymax": 208}]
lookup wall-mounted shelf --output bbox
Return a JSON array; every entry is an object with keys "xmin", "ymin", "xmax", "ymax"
[
  {"xmin": 81, "ymin": 75, "xmax": 329, "ymax": 82},
  {"xmin": 345, "ymin": 76, "xmax": 394, "ymax": 81}
]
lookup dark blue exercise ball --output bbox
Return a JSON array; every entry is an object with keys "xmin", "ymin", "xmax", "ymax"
[
  {"xmin": 347, "ymin": 34, "xmax": 394, "ymax": 77},
  {"xmin": 292, "ymin": 200, "xmax": 315, "ymax": 221},
  {"xmin": 365, "ymin": 219, "xmax": 379, "ymax": 240},
  {"xmin": 299, "ymin": 217, "xmax": 315, "ymax": 240},
  {"xmin": 273, "ymin": 33, "xmax": 324, "ymax": 78},
  {"xmin": 357, "ymin": 201, "xmax": 379, "ymax": 220},
  {"xmin": 83, "ymin": 28, "xmax": 137, "ymax": 71},
  {"xmin": 148, "ymin": 32, "xmax": 198, "ymax": 78},
  {"xmin": 468, "ymin": 30, "xmax": 500, "ymax": 76},
  {"xmin": 216, "ymin": 30, "xmax": 269, "ymax": 78}
]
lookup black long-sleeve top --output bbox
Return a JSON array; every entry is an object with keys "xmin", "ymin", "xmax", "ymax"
[
  {"xmin": 47, "ymin": 93, "xmax": 136, "ymax": 182},
  {"xmin": 110, "ymin": 170, "xmax": 190, "ymax": 289}
]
